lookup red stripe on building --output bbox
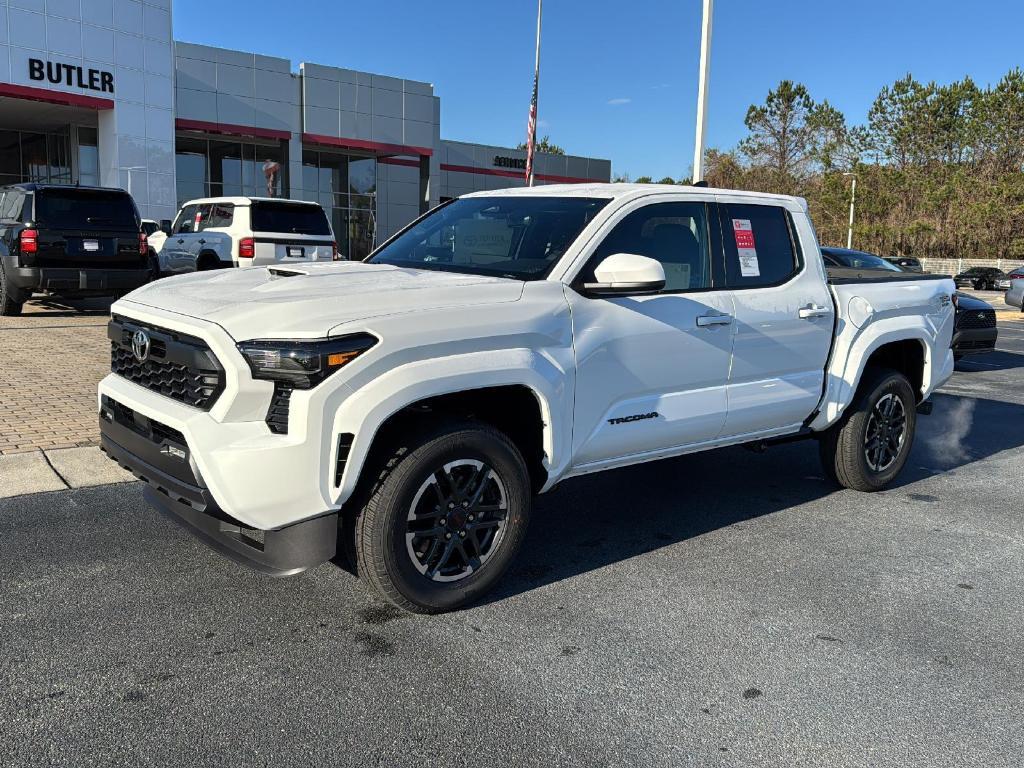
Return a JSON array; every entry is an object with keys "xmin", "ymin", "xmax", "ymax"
[
  {"xmin": 0, "ymin": 82, "xmax": 114, "ymax": 110},
  {"xmin": 378, "ymin": 157, "xmax": 420, "ymax": 168},
  {"xmin": 175, "ymin": 118, "xmax": 291, "ymax": 141},
  {"xmin": 302, "ymin": 133, "xmax": 433, "ymax": 157},
  {"xmin": 440, "ymin": 163, "xmax": 602, "ymax": 185}
]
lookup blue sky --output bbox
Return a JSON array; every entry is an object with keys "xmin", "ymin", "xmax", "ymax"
[{"xmin": 174, "ymin": 0, "xmax": 1023, "ymax": 179}]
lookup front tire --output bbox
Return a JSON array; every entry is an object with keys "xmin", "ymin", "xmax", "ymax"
[
  {"xmin": 353, "ymin": 422, "xmax": 532, "ymax": 613},
  {"xmin": 819, "ymin": 368, "xmax": 917, "ymax": 492}
]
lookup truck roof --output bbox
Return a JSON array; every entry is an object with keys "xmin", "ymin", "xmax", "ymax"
[
  {"xmin": 463, "ymin": 182, "xmax": 808, "ymax": 209},
  {"xmin": 179, "ymin": 196, "xmax": 323, "ymax": 207}
]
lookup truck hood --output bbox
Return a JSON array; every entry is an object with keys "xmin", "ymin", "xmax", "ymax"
[{"xmin": 120, "ymin": 261, "xmax": 526, "ymax": 340}]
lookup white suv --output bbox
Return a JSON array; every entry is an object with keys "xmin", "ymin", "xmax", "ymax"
[{"xmin": 159, "ymin": 197, "xmax": 338, "ymax": 273}]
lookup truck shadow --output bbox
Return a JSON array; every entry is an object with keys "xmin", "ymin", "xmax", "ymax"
[
  {"xmin": 955, "ymin": 350, "xmax": 1024, "ymax": 372},
  {"xmin": 482, "ymin": 391, "xmax": 1024, "ymax": 606},
  {"xmin": 20, "ymin": 296, "xmax": 114, "ymax": 318}
]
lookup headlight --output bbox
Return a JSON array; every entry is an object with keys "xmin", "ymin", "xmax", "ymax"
[{"xmin": 237, "ymin": 333, "xmax": 377, "ymax": 389}]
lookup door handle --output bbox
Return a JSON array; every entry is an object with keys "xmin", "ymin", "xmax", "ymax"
[
  {"xmin": 198, "ymin": 239, "xmax": 206, "ymax": 244},
  {"xmin": 177, "ymin": 238, "xmax": 185, "ymax": 244},
  {"xmin": 798, "ymin": 304, "xmax": 832, "ymax": 319},
  {"xmin": 696, "ymin": 312, "xmax": 733, "ymax": 327}
]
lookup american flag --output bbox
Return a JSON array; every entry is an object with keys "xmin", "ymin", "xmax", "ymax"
[
  {"xmin": 525, "ymin": 0, "xmax": 542, "ymax": 186},
  {"xmin": 525, "ymin": 71, "xmax": 539, "ymax": 185}
]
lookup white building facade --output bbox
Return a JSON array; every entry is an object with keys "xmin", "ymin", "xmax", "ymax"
[{"xmin": 0, "ymin": 0, "xmax": 610, "ymax": 259}]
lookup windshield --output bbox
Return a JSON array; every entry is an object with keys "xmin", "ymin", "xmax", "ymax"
[
  {"xmin": 35, "ymin": 188, "xmax": 139, "ymax": 230},
  {"xmin": 824, "ymin": 248, "xmax": 902, "ymax": 272},
  {"xmin": 250, "ymin": 201, "xmax": 331, "ymax": 235},
  {"xmin": 368, "ymin": 196, "xmax": 609, "ymax": 280}
]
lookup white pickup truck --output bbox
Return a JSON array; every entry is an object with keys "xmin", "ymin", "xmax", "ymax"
[{"xmin": 98, "ymin": 184, "xmax": 955, "ymax": 613}]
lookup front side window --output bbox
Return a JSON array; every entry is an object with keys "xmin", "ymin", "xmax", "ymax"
[
  {"xmin": 173, "ymin": 204, "xmax": 198, "ymax": 234},
  {"xmin": 721, "ymin": 203, "xmax": 801, "ymax": 288},
  {"xmin": 579, "ymin": 202, "xmax": 712, "ymax": 292},
  {"xmin": 369, "ymin": 196, "xmax": 609, "ymax": 280}
]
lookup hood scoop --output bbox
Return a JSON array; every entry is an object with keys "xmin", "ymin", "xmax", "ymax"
[{"xmin": 267, "ymin": 266, "xmax": 308, "ymax": 279}]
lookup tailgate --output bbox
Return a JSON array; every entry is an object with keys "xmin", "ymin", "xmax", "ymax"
[
  {"xmin": 36, "ymin": 229, "xmax": 144, "ymax": 269},
  {"xmin": 253, "ymin": 236, "xmax": 336, "ymax": 266}
]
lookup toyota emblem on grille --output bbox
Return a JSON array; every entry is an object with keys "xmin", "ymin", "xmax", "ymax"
[
  {"xmin": 131, "ymin": 329, "xmax": 151, "ymax": 363},
  {"xmin": 978, "ymin": 312, "xmax": 986, "ymax": 319}
]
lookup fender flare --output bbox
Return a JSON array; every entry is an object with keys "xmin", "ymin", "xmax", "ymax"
[
  {"xmin": 320, "ymin": 349, "xmax": 573, "ymax": 506},
  {"xmin": 812, "ymin": 322, "xmax": 932, "ymax": 431}
]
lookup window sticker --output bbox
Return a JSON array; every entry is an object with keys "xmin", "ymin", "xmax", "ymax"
[
  {"xmin": 732, "ymin": 218, "xmax": 760, "ymax": 277},
  {"xmin": 455, "ymin": 219, "xmax": 514, "ymax": 264}
]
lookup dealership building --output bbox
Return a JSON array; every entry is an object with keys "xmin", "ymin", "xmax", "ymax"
[{"xmin": 0, "ymin": 1, "xmax": 610, "ymax": 259}]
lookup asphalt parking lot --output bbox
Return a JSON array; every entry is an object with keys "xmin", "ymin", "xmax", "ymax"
[{"xmin": 1, "ymin": 293, "xmax": 1023, "ymax": 767}]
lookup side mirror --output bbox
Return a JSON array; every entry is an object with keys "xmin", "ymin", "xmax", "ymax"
[
  {"xmin": 583, "ymin": 253, "xmax": 666, "ymax": 296},
  {"xmin": 159, "ymin": 219, "xmax": 172, "ymax": 235}
]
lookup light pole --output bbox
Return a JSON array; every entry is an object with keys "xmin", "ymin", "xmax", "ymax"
[
  {"xmin": 692, "ymin": 0, "xmax": 714, "ymax": 183},
  {"xmin": 843, "ymin": 172, "xmax": 857, "ymax": 249}
]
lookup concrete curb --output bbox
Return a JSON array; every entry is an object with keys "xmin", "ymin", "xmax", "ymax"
[{"xmin": 0, "ymin": 446, "xmax": 135, "ymax": 500}]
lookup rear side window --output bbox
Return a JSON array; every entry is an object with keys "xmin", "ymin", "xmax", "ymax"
[
  {"xmin": 0, "ymin": 189, "xmax": 24, "ymax": 221},
  {"xmin": 200, "ymin": 203, "xmax": 234, "ymax": 230},
  {"xmin": 34, "ymin": 188, "xmax": 139, "ymax": 230},
  {"xmin": 721, "ymin": 203, "xmax": 801, "ymax": 288},
  {"xmin": 251, "ymin": 201, "xmax": 331, "ymax": 235}
]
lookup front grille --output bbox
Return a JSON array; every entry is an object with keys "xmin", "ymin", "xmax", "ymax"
[
  {"xmin": 109, "ymin": 316, "xmax": 225, "ymax": 410},
  {"xmin": 957, "ymin": 310, "xmax": 996, "ymax": 329}
]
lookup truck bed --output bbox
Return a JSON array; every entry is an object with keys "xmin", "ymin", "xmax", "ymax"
[{"xmin": 826, "ymin": 266, "xmax": 952, "ymax": 285}]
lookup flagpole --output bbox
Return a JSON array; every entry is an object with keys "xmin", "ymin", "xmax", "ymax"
[
  {"xmin": 692, "ymin": 0, "xmax": 713, "ymax": 183},
  {"xmin": 526, "ymin": 0, "xmax": 542, "ymax": 187}
]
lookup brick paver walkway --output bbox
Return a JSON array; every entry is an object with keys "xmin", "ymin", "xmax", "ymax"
[{"xmin": 0, "ymin": 299, "xmax": 112, "ymax": 454}]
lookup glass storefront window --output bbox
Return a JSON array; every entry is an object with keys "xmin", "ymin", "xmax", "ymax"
[
  {"xmin": 0, "ymin": 131, "xmax": 21, "ymax": 187},
  {"xmin": 21, "ymin": 133, "xmax": 49, "ymax": 183},
  {"xmin": 78, "ymin": 127, "xmax": 99, "ymax": 186},
  {"xmin": 47, "ymin": 134, "xmax": 71, "ymax": 183},
  {"xmin": 301, "ymin": 149, "xmax": 378, "ymax": 260},
  {"xmin": 0, "ymin": 130, "xmax": 77, "ymax": 186},
  {"xmin": 176, "ymin": 135, "xmax": 286, "ymax": 206}
]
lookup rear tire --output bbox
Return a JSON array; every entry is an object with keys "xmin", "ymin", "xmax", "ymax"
[
  {"xmin": 353, "ymin": 421, "xmax": 532, "ymax": 614},
  {"xmin": 147, "ymin": 251, "xmax": 161, "ymax": 282},
  {"xmin": 819, "ymin": 368, "xmax": 917, "ymax": 492},
  {"xmin": 0, "ymin": 264, "xmax": 24, "ymax": 316}
]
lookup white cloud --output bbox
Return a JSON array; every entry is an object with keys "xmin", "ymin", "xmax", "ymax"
[{"xmin": 607, "ymin": 97, "xmax": 632, "ymax": 106}]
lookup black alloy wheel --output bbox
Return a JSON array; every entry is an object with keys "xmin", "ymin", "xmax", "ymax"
[
  {"xmin": 405, "ymin": 459, "xmax": 509, "ymax": 582},
  {"xmin": 862, "ymin": 392, "xmax": 907, "ymax": 472}
]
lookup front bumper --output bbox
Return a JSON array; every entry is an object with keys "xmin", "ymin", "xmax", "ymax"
[
  {"xmin": 8, "ymin": 265, "xmax": 149, "ymax": 296},
  {"xmin": 99, "ymin": 397, "xmax": 337, "ymax": 577},
  {"xmin": 952, "ymin": 326, "xmax": 997, "ymax": 356}
]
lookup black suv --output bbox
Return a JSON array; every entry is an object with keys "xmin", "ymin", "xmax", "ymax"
[{"xmin": 0, "ymin": 184, "xmax": 150, "ymax": 316}]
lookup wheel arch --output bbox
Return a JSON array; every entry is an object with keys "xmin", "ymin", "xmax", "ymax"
[
  {"xmin": 326, "ymin": 356, "xmax": 571, "ymax": 509},
  {"xmin": 812, "ymin": 324, "xmax": 936, "ymax": 431}
]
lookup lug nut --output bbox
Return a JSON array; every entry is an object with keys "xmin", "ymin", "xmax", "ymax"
[
  {"xmin": 459, "ymin": 530, "xmax": 466, "ymax": 538},
  {"xmin": 448, "ymin": 502, "xmax": 455, "ymax": 509},
  {"xmin": 461, "ymin": 501, "xmax": 469, "ymax": 508},
  {"xmin": 445, "ymin": 532, "xmax": 452, "ymax": 540},
  {"xmin": 467, "ymin": 514, "xmax": 475, "ymax": 522}
]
